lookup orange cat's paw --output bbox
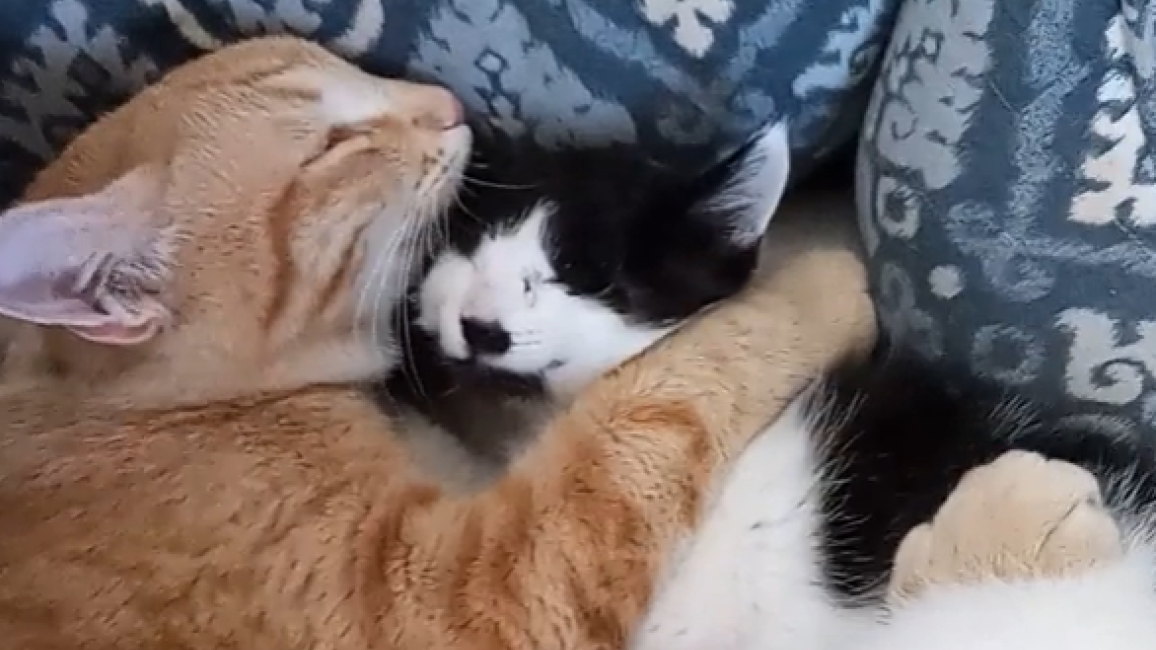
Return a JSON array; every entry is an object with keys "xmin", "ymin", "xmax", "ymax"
[{"xmin": 888, "ymin": 450, "xmax": 1123, "ymax": 602}]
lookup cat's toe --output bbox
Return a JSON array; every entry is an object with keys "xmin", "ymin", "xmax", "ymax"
[
  {"xmin": 887, "ymin": 522, "xmax": 936, "ymax": 601},
  {"xmin": 1028, "ymin": 459, "xmax": 1123, "ymax": 572}
]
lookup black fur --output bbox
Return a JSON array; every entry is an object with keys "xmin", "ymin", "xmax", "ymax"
[
  {"xmin": 382, "ymin": 122, "xmax": 774, "ymax": 430},
  {"xmin": 812, "ymin": 342, "xmax": 1156, "ymax": 604}
]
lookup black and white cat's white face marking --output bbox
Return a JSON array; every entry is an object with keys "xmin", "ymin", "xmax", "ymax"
[
  {"xmin": 415, "ymin": 122, "xmax": 792, "ymax": 397},
  {"xmin": 417, "ymin": 202, "xmax": 670, "ymax": 396}
]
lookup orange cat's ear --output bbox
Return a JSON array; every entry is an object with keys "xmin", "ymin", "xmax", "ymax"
[{"xmin": 0, "ymin": 169, "xmax": 175, "ymax": 347}]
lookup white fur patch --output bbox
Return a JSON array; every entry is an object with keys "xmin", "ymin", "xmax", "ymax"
[
  {"xmin": 710, "ymin": 121, "xmax": 792, "ymax": 247},
  {"xmin": 417, "ymin": 203, "xmax": 668, "ymax": 396},
  {"xmin": 862, "ymin": 551, "xmax": 1156, "ymax": 650},
  {"xmin": 266, "ymin": 67, "xmax": 395, "ymax": 126},
  {"xmin": 632, "ymin": 394, "xmax": 848, "ymax": 650},
  {"xmin": 633, "ymin": 390, "xmax": 1156, "ymax": 650}
]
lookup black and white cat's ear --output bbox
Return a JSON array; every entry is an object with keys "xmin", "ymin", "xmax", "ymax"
[
  {"xmin": 0, "ymin": 168, "xmax": 176, "ymax": 346},
  {"xmin": 694, "ymin": 121, "xmax": 791, "ymax": 246}
]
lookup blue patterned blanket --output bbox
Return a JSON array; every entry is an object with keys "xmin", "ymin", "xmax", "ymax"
[
  {"xmin": 0, "ymin": 0, "xmax": 896, "ymax": 206},
  {"xmin": 859, "ymin": 0, "xmax": 1156, "ymax": 440}
]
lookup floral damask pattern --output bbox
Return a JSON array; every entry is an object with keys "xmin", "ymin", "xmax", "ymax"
[
  {"xmin": 0, "ymin": 0, "xmax": 899, "ymax": 206},
  {"xmin": 858, "ymin": 0, "xmax": 1156, "ymax": 439}
]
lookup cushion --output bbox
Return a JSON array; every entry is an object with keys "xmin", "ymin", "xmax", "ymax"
[
  {"xmin": 858, "ymin": 0, "xmax": 1156, "ymax": 438},
  {"xmin": 0, "ymin": 0, "xmax": 899, "ymax": 206}
]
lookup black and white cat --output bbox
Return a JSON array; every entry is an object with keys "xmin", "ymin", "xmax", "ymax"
[
  {"xmin": 412, "ymin": 121, "xmax": 789, "ymax": 397},
  {"xmin": 392, "ymin": 122, "xmax": 1156, "ymax": 649},
  {"xmin": 382, "ymin": 121, "xmax": 791, "ymax": 464}
]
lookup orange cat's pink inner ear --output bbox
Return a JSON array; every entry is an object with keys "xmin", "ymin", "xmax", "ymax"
[
  {"xmin": 0, "ymin": 168, "xmax": 175, "ymax": 347},
  {"xmin": 66, "ymin": 306, "xmax": 165, "ymax": 347}
]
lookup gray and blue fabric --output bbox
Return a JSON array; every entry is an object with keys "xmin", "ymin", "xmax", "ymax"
[
  {"xmin": 858, "ymin": 0, "xmax": 1156, "ymax": 439},
  {"xmin": 0, "ymin": 0, "xmax": 898, "ymax": 207}
]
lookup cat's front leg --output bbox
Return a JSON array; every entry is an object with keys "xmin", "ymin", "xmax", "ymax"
[
  {"xmin": 888, "ymin": 450, "xmax": 1124, "ymax": 602},
  {"xmin": 378, "ymin": 238, "xmax": 876, "ymax": 650}
]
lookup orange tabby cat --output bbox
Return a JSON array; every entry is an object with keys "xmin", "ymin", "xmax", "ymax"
[{"xmin": 0, "ymin": 36, "xmax": 874, "ymax": 650}]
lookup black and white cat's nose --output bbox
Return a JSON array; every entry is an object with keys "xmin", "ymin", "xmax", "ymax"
[{"xmin": 460, "ymin": 317, "xmax": 511, "ymax": 355}]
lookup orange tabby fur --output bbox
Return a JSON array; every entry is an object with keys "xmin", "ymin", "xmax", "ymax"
[{"xmin": 0, "ymin": 37, "xmax": 876, "ymax": 650}]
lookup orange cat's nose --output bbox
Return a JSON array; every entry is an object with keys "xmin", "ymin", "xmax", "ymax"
[{"xmin": 414, "ymin": 86, "xmax": 464, "ymax": 131}]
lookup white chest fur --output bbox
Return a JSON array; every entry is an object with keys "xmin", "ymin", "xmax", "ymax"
[{"xmin": 631, "ymin": 396, "xmax": 850, "ymax": 650}]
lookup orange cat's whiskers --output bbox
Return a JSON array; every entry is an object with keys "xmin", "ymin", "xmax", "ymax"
[
  {"xmin": 356, "ymin": 213, "xmax": 410, "ymax": 354},
  {"xmin": 396, "ymin": 213, "xmax": 427, "ymax": 399}
]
